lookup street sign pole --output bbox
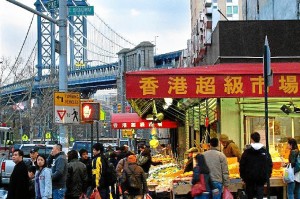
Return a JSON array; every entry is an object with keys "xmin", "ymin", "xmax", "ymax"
[
  {"xmin": 263, "ymin": 35, "xmax": 272, "ymax": 199},
  {"xmin": 58, "ymin": 0, "xmax": 69, "ymax": 149},
  {"xmin": 6, "ymin": 0, "xmax": 69, "ymax": 148}
]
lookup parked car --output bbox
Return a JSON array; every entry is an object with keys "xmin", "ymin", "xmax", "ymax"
[
  {"xmin": 72, "ymin": 141, "xmax": 92, "ymax": 157},
  {"xmin": 0, "ymin": 144, "xmax": 54, "ymax": 186}
]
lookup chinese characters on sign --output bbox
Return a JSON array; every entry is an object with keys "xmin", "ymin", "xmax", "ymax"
[
  {"xmin": 112, "ymin": 121, "xmax": 177, "ymax": 129},
  {"xmin": 127, "ymin": 74, "xmax": 299, "ymax": 98}
]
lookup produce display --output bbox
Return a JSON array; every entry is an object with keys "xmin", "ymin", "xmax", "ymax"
[
  {"xmin": 147, "ymin": 163, "xmax": 181, "ymax": 192},
  {"xmin": 270, "ymin": 147, "xmax": 285, "ymax": 177},
  {"xmin": 146, "ymin": 146, "xmax": 289, "ymax": 195},
  {"xmin": 152, "ymin": 154, "xmax": 174, "ymax": 164},
  {"xmin": 227, "ymin": 157, "xmax": 240, "ymax": 178}
]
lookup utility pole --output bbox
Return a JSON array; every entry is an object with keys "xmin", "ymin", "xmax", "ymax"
[
  {"xmin": 6, "ymin": 0, "xmax": 69, "ymax": 149},
  {"xmin": 57, "ymin": 0, "xmax": 69, "ymax": 149}
]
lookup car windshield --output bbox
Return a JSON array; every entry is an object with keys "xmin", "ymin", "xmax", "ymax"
[
  {"xmin": 22, "ymin": 145, "xmax": 53, "ymax": 158},
  {"xmin": 72, "ymin": 142, "xmax": 91, "ymax": 153}
]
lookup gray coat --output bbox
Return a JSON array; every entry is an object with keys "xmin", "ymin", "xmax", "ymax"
[
  {"xmin": 203, "ymin": 147, "xmax": 230, "ymax": 187},
  {"xmin": 51, "ymin": 152, "xmax": 67, "ymax": 189}
]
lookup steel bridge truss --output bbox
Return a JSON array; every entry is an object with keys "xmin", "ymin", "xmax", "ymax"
[{"xmin": 35, "ymin": 0, "xmax": 88, "ymax": 81}]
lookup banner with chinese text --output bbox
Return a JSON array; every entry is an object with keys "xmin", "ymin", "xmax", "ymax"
[{"xmin": 126, "ymin": 63, "xmax": 300, "ymax": 99}]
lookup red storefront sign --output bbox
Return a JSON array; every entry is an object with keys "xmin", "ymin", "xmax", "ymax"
[
  {"xmin": 125, "ymin": 63, "xmax": 300, "ymax": 99},
  {"xmin": 111, "ymin": 113, "xmax": 178, "ymax": 129}
]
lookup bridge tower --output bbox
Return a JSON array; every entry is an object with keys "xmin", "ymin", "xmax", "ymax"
[{"xmin": 34, "ymin": 0, "xmax": 88, "ymax": 81}]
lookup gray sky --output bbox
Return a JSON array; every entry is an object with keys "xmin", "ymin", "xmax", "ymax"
[{"xmin": 0, "ymin": 0, "xmax": 191, "ymax": 58}]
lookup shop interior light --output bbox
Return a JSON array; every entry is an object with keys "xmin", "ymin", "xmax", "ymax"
[
  {"xmin": 163, "ymin": 98, "xmax": 173, "ymax": 109},
  {"xmin": 280, "ymin": 104, "xmax": 292, "ymax": 115}
]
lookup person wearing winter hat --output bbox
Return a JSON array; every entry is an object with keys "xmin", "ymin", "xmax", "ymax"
[
  {"xmin": 219, "ymin": 134, "xmax": 242, "ymax": 161},
  {"xmin": 127, "ymin": 155, "xmax": 137, "ymax": 163},
  {"xmin": 120, "ymin": 154, "xmax": 148, "ymax": 199}
]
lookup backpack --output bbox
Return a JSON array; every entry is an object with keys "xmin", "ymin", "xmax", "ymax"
[
  {"xmin": 125, "ymin": 167, "xmax": 139, "ymax": 189},
  {"xmin": 102, "ymin": 156, "xmax": 117, "ymax": 185}
]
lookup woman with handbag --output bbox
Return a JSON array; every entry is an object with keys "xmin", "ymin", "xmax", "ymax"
[
  {"xmin": 191, "ymin": 154, "xmax": 217, "ymax": 199},
  {"xmin": 286, "ymin": 138, "xmax": 299, "ymax": 199}
]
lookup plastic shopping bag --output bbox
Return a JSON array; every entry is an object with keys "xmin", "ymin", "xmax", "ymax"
[
  {"xmin": 283, "ymin": 163, "xmax": 295, "ymax": 183},
  {"xmin": 90, "ymin": 189, "xmax": 101, "ymax": 199},
  {"xmin": 222, "ymin": 187, "xmax": 234, "ymax": 199},
  {"xmin": 295, "ymin": 171, "xmax": 300, "ymax": 182}
]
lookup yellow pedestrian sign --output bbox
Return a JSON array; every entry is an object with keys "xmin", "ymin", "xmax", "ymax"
[
  {"xmin": 54, "ymin": 92, "xmax": 80, "ymax": 124},
  {"xmin": 45, "ymin": 132, "xmax": 51, "ymax": 139},
  {"xmin": 22, "ymin": 134, "xmax": 28, "ymax": 141},
  {"xmin": 70, "ymin": 137, "xmax": 74, "ymax": 142}
]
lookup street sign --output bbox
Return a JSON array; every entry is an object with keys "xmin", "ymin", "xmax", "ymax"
[
  {"xmin": 46, "ymin": 0, "xmax": 59, "ymax": 10},
  {"xmin": 54, "ymin": 92, "xmax": 80, "ymax": 124},
  {"xmin": 22, "ymin": 134, "xmax": 28, "ymax": 141},
  {"xmin": 68, "ymin": 6, "xmax": 94, "ymax": 16},
  {"xmin": 45, "ymin": 132, "xmax": 51, "ymax": 139}
]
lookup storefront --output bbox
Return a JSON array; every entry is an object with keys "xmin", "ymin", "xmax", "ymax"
[
  {"xmin": 125, "ymin": 62, "xmax": 300, "ymax": 148},
  {"xmin": 124, "ymin": 62, "xmax": 300, "ymax": 198}
]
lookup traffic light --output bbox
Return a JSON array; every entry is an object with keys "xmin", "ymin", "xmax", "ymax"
[{"xmin": 80, "ymin": 102, "xmax": 100, "ymax": 122}]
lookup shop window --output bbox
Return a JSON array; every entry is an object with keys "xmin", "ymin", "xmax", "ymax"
[{"xmin": 246, "ymin": 116, "xmax": 300, "ymax": 145}]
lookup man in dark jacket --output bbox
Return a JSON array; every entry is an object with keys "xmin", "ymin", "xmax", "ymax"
[
  {"xmin": 51, "ymin": 144, "xmax": 68, "ymax": 199},
  {"xmin": 239, "ymin": 132, "xmax": 273, "ymax": 199},
  {"xmin": 7, "ymin": 149, "xmax": 30, "ymax": 199},
  {"xmin": 121, "ymin": 155, "xmax": 148, "ymax": 198},
  {"xmin": 66, "ymin": 150, "xmax": 88, "ymax": 199},
  {"xmin": 79, "ymin": 148, "xmax": 93, "ymax": 198},
  {"xmin": 25, "ymin": 147, "xmax": 39, "ymax": 168}
]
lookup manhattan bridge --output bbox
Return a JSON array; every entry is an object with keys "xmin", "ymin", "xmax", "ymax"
[{"xmin": 0, "ymin": 0, "xmax": 182, "ymax": 141}]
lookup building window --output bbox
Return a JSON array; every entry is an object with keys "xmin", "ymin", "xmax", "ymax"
[
  {"xmin": 227, "ymin": 0, "xmax": 232, "ymax": 2},
  {"xmin": 226, "ymin": 5, "xmax": 238, "ymax": 17},
  {"xmin": 233, "ymin": 6, "xmax": 238, "ymax": 14},
  {"xmin": 227, "ymin": 6, "xmax": 232, "ymax": 15}
]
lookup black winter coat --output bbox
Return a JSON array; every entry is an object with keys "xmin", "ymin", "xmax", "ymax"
[
  {"xmin": 80, "ymin": 157, "xmax": 93, "ymax": 187},
  {"xmin": 239, "ymin": 144, "xmax": 273, "ymax": 185},
  {"xmin": 66, "ymin": 159, "xmax": 88, "ymax": 197},
  {"xmin": 7, "ymin": 161, "xmax": 30, "ymax": 199}
]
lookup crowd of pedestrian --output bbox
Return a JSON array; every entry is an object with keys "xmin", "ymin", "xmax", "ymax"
[
  {"xmin": 6, "ymin": 143, "xmax": 154, "ymax": 199},
  {"xmin": 8, "ymin": 132, "xmax": 300, "ymax": 199}
]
